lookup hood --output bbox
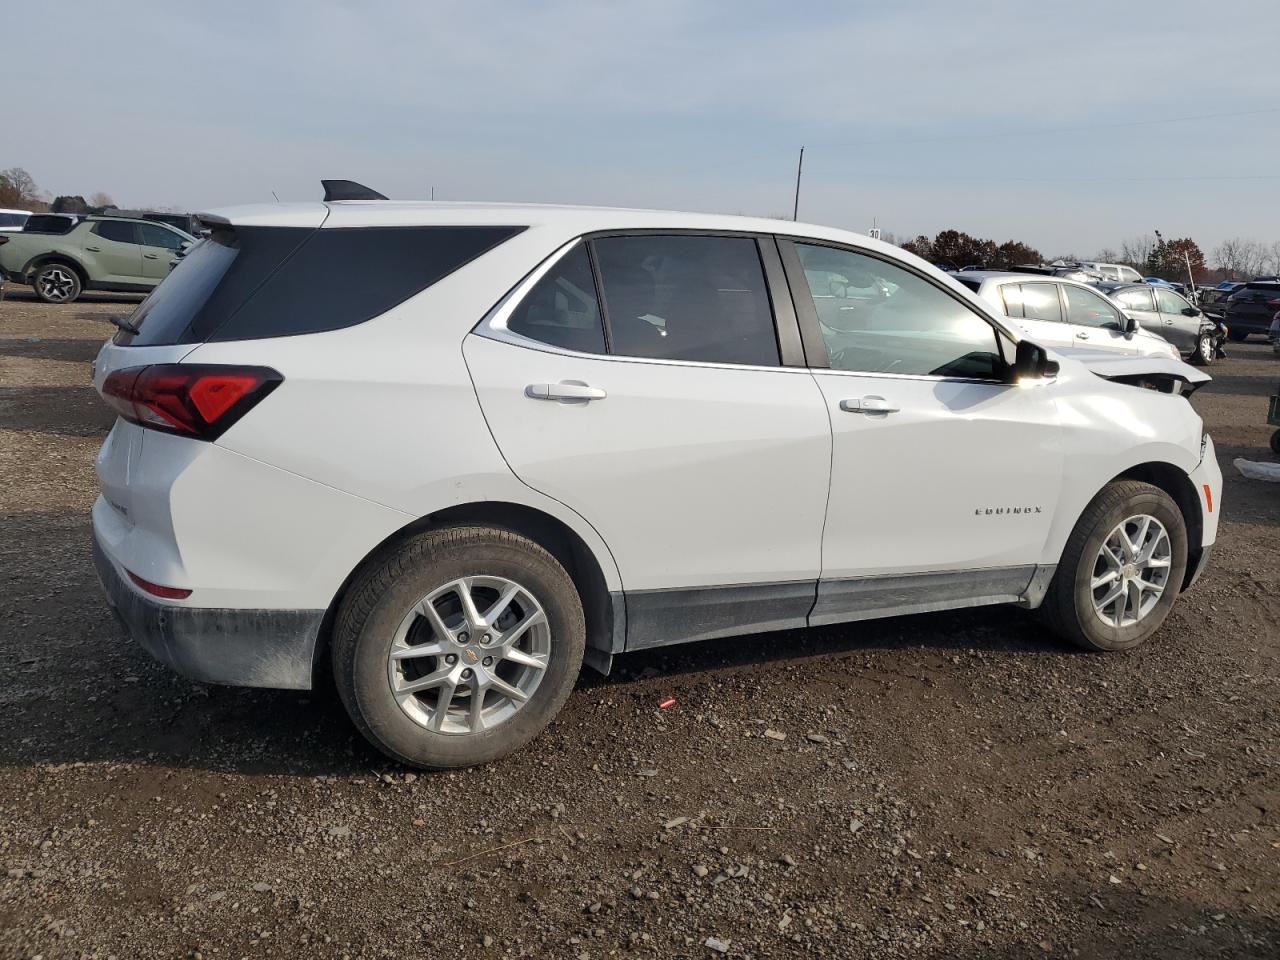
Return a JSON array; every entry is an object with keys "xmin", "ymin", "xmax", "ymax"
[{"xmin": 1053, "ymin": 348, "xmax": 1211, "ymax": 395}]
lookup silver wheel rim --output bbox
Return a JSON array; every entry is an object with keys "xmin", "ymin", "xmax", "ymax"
[
  {"xmin": 387, "ymin": 575, "xmax": 551, "ymax": 735},
  {"xmin": 1091, "ymin": 514, "xmax": 1172, "ymax": 628},
  {"xmin": 38, "ymin": 267, "xmax": 76, "ymax": 302},
  {"xmin": 1200, "ymin": 335, "xmax": 1212, "ymax": 362}
]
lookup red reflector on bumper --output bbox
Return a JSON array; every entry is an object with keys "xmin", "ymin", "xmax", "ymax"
[
  {"xmin": 127, "ymin": 570, "xmax": 192, "ymax": 600},
  {"xmin": 1203, "ymin": 484, "xmax": 1213, "ymax": 513}
]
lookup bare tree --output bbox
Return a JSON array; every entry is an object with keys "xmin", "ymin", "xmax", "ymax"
[
  {"xmin": 1094, "ymin": 247, "xmax": 1120, "ymax": 263},
  {"xmin": 0, "ymin": 167, "xmax": 43, "ymax": 208},
  {"xmin": 1119, "ymin": 235, "xmax": 1157, "ymax": 267},
  {"xmin": 1213, "ymin": 237, "xmax": 1267, "ymax": 278},
  {"xmin": 1263, "ymin": 240, "xmax": 1280, "ymax": 277},
  {"xmin": 89, "ymin": 191, "xmax": 114, "ymax": 209}
]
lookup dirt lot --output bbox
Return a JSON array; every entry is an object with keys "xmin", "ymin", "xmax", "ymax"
[{"xmin": 0, "ymin": 287, "xmax": 1277, "ymax": 960}]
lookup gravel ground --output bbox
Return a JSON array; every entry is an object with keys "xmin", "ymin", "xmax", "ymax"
[{"xmin": 1, "ymin": 287, "xmax": 1277, "ymax": 959}]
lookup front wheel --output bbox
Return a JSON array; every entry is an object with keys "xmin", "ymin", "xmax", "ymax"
[
  {"xmin": 1038, "ymin": 481, "xmax": 1188, "ymax": 652},
  {"xmin": 32, "ymin": 262, "xmax": 82, "ymax": 303},
  {"xmin": 1189, "ymin": 332, "xmax": 1215, "ymax": 365},
  {"xmin": 332, "ymin": 525, "xmax": 585, "ymax": 769}
]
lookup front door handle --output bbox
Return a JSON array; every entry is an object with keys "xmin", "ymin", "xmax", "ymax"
[
  {"xmin": 85, "ymin": 245, "xmax": 101, "ymax": 252},
  {"xmin": 1075, "ymin": 331, "xmax": 1090, "ymax": 339},
  {"xmin": 525, "ymin": 381, "xmax": 607, "ymax": 403},
  {"xmin": 840, "ymin": 396, "xmax": 898, "ymax": 414},
  {"xmin": 143, "ymin": 253, "xmax": 160, "ymax": 259}
]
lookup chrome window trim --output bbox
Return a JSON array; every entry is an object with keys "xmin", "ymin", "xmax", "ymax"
[{"xmin": 475, "ymin": 238, "xmax": 812, "ymax": 376}]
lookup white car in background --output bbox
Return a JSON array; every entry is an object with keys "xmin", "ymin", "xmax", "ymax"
[
  {"xmin": 951, "ymin": 271, "xmax": 1181, "ymax": 360},
  {"xmin": 89, "ymin": 185, "xmax": 1222, "ymax": 769},
  {"xmin": 0, "ymin": 208, "xmax": 30, "ymax": 231}
]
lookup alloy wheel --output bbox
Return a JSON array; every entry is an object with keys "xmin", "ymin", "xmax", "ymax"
[
  {"xmin": 1199, "ymin": 335, "xmax": 1213, "ymax": 363},
  {"xmin": 1090, "ymin": 514, "xmax": 1172, "ymax": 628},
  {"xmin": 38, "ymin": 267, "xmax": 76, "ymax": 302},
  {"xmin": 386, "ymin": 575, "xmax": 551, "ymax": 734}
]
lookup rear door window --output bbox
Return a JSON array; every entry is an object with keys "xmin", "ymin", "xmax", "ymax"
[
  {"xmin": 1019, "ymin": 282, "xmax": 1064, "ymax": 323},
  {"xmin": 506, "ymin": 244, "xmax": 606, "ymax": 354},
  {"xmin": 1113, "ymin": 286, "xmax": 1155, "ymax": 312},
  {"xmin": 122, "ymin": 224, "xmax": 524, "ymax": 346},
  {"xmin": 93, "ymin": 221, "xmax": 139, "ymax": 245},
  {"xmin": 592, "ymin": 235, "xmax": 780, "ymax": 366}
]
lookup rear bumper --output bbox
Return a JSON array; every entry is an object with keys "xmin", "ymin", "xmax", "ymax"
[{"xmin": 93, "ymin": 533, "xmax": 323, "ymax": 690}]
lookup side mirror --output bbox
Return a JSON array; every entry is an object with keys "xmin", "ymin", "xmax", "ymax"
[
  {"xmin": 1011, "ymin": 340, "xmax": 1059, "ymax": 382},
  {"xmin": 1182, "ymin": 306, "xmax": 1198, "ymax": 317},
  {"xmin": 1122, "ymin": 312, "xmax": 1140, "ymax": 334}
]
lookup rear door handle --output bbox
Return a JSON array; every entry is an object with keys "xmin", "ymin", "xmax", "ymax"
[
  {"xmin": 525, "ymin": 381, "xmax": 607, "ymax": 403},
  {"xmin": 85, "ymin": 245, "xmax": 101, "ymax": 252},
  {"xmin": 143, "ymin": 253, "xmax": 160, "ymax": 259},
  {"xmin": 1075, "ymin": 331, "xmax": 1089, "ymax": 339},
  {"xmin": 840, "ymin": 396, "xmax": 898, "ymax": 414}
]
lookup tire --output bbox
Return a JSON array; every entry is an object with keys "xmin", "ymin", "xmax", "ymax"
[
  {"xmin": 1270, "ymin": 429, "xmax": 1280, "ymax": 458},
  {"xmin": 1189, "ymin": 332, "xmax": 1215, "ymax": 366},
  {"xmin": 1038, "ymin": 481, "xmax": 1188, "ymax": 652},
  {"xmin": 1226, "ymin": 327, "xmax": 1248, "ymax": 343},
  {"xmin": 332, "ymin": 525, "xmax": 585, "ymax": 769},
  {"xmin": 32, "ymin": 262, "xmax": 82, "ymax": 303}
]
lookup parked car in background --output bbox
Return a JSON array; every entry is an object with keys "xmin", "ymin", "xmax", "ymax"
[
  {"xmin": 1097, "ymin": 282, "xmax": 1221, "ymax": 364},
  {"xmin": 104, "ymin": 208, "xmax": 205, "ymax": 237},
  {"xmin": 951, "ymin": 271, "xmax": 1181, "ymax": 359},
  {"xmin": 0, "ymin": 215, "xmax": 194, "ymax": 302},
  {"xmin": 1197, "ymin": 286, "xmax": 1236, "ymax": 321},
  {"xmin": 88, "ymin": 190, "xmax": 1221, "ymax": 768},
  {"xmin": 1223, "ymin": 281, "xmax": 1280, "ymax": 341},
  {"xmin": 0, "ymin": 208, "xmax": 30, "ymax": 231},
  {"xmin": 1076, "ymin": 260, "xmax": 1144, "ymax": 283}
]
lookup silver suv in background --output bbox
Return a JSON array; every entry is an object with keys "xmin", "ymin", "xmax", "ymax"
[
  {"xmin": 1098, "ymin": 283, "xmax": 1222, "ymax": 364},
  {"xmin": 950, "ymin": 272, "xmax": 1182, "ymax": 360}
]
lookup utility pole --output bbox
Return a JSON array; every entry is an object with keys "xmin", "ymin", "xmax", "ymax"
[{"xmin": 792, "ymin": 147, "xmax": 804, "ymax": 221}]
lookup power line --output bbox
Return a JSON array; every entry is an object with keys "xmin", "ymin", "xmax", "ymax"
[
  {"xmin": 843, "ymin": 172, "xmax": 1280, "ymax": 183},
  {"xmin": 825, "ymin": 106, "xmax": 1280, "ymax": 149}
]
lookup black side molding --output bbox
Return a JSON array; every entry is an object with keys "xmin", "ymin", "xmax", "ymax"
[{"xmin": 322, "ymin": 179, "xmax": 388, "ymax": 202}]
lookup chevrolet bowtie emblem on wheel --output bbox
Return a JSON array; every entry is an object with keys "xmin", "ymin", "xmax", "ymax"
[{"xmin": 463, "ymin": 649, "xmax": 479, "ymax": 665}]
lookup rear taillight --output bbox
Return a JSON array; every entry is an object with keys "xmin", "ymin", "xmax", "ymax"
[
  {"xmin": 102, "ymin": 364, "xmax": 281, "ymax": 440},
  {"xmin": 127, "ymin": 570, "xmax": 192, "ymax": 600}
]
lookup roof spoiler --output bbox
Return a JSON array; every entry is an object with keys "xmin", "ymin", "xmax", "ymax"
[{"xmin": 321, "ymin": 179, "xmax": 388, "ymax": 202}]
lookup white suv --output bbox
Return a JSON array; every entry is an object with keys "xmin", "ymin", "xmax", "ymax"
[{"xmin": 91, "ymin": 188, "xmax": 1222, "ymax": 768}]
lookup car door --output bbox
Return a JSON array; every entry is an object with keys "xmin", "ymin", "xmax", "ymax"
[
  {"xmin": 995, "ymin": 280, "xmax": 1073, "ymax": 349},
  {"xmin": 1059, "ymin": 282, "xmax": 1135, "ymax": 353},
  {"xmin": 1153, "ymin": 286, "xmax": 1199, "ymax": 352},
  {"xmin": 137, "ymin": 222, "xmax": 188, "ymax": 281},
  {"xmin": 779, "ymin": 239, "xmax": 1062, "ymax": 623},
  {"xmin": 465, "ymin": 233, "xmax": 833, "ymax": 649},
  {"xmin": 82, "ymin": 221, "xmax": 143, "ymax": 284}
]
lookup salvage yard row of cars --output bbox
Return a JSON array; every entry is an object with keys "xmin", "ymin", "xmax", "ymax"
[{"xmin": 81, "ymin": 181, "xmax": 1223, "ymax": 769}]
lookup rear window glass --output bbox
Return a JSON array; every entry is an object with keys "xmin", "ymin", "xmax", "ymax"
[
  {"xmin": 22, "ymin": 214, "xmax": 78, "ymax": 234},
  {"xmin": 952, "ymin": 277, "xmax": 981, "ymax": 293},
  {"xmin": 122, "ymin": 224, "xmax": 524, "ymax": 346},
  {"xmin": 0, "ymin": 212, "xmax": 27, "ymax": 228}
]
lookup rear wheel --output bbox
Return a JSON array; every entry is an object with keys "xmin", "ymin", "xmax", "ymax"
[
  {"xmin": 1039, "ymin": 481, "xmax": 1188, "ymax": 652},
  {"xmin": 32, "ymin": 262, "xmax": 82, "ymax": 303},
  {"xmin": 332, "ymin": 525, "xmax": 585, "ymax": 769}
]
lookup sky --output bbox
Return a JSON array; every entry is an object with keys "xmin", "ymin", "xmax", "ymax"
[{"xmin": 9, "ymin": 0, "xmax": 1280, "ymax": 257}]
